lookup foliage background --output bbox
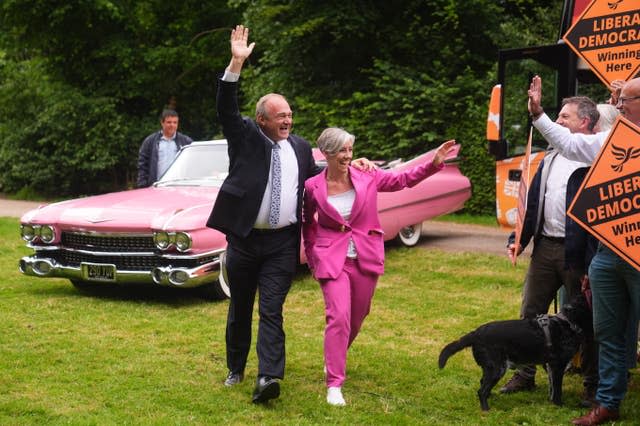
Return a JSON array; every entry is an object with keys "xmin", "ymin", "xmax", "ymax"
[{"xmin": 0, "ymin": 0, "xmax": 561, "ymax": 213}]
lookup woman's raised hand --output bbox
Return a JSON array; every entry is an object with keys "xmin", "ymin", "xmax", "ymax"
[{"xmin": 432, "ymin": 140, "xmax": 456, "ymax": 167}]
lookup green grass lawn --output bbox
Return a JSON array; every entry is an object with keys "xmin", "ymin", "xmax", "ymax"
[
  {"xmin": 1, "ymin": 217, "xmax": 638, "ymax": 425},
  {"xmin": 435, "ymin": 213, "xmax": 499, "ymax": 227}
]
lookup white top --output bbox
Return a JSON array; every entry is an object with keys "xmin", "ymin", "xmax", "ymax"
[
  {"xmin": 542, "ymin": 154, "xmax": 589, "ymax": 238},
  {"xmin": 328, "ymin": 189, "xmax": 357, "ymax": 258}
]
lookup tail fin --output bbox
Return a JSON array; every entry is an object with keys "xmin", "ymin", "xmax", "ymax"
[{"xmin": 438, "ymin": 334, "xmax": 473, "ymax": 368}]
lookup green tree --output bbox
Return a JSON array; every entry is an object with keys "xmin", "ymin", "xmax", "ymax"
[
  {"xmin": 232, "ymin": 0, "xmax": 559, "ymax": 215},
  {"xmin": 0, "ymin": 0, "xmax": 239, "ymax": 196},
  {"xmin": 0, "ymin": 0, "xmax": 563, "ymax": 214},
  {"xmin": 0, "ymin": 58, "xmax": 134, "ymax": 195}
]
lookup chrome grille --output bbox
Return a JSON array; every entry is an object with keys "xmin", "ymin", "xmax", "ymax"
[
  {"xmin": 41, "ymin": 250, "xmax": 214, "ymax": 271},
  {"xmin": 62, "ymin": 232, "xmax": 155, "ymax": 252},
  {"xmin": 62, "ymin": 252, "xmax": 158, "ymax": 271}
]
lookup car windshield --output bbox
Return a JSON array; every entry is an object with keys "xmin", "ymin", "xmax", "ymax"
[{"xmin": 155, "ymin": 142, "xmax": 229, "ymax": 187}]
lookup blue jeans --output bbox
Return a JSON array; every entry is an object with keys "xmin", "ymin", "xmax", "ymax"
[{"xmin": 589, "ymin": 245, "xmax": 640, "ymax": 410}]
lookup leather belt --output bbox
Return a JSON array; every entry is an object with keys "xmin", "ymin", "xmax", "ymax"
[
  {"xmin": 542, "ymin": 235, "xmax": 564, "ymax": 244},
  {"xmin": 251, "ymin": 224, "xmax": 296, "ymax": 234}
]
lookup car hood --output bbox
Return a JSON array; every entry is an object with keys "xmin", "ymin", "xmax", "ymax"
[{"xmin": 21, "ymin": 186, "xmax": 220, "ymax": 233}]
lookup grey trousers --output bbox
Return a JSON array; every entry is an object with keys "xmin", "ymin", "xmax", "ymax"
[{"xmin": 517, "ymin": 237, "xmax": 597, "ymax": 388}]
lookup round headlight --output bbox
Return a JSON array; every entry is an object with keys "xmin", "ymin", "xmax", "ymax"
[
  {"xmin": 175, "ymin": 232, "xmax": 192, "ymax": 252},
  {"xmin": 154, "ymin": 231, "xmax": 171, "ymax": 250},
  {"xmin": 33, "ymin": 260, "xmax": 53, "ymax": 275},
  {"xmin": 21, "ymin": 224, "xmax": 36, "ymax": 242},
  {"xmin": 40, "ymin": 225, "xmax": 55, "ymax": 243},
  {"xmin": 169, "ymin": 270, "xmax": 189, "ymax": 285}
]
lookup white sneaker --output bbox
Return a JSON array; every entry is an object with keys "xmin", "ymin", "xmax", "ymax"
[{"xmin": 327, "ymin": 387, "xmax": 346, "ymax": 406}]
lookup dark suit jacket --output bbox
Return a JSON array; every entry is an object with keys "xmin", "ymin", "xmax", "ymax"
[{"xmin": 206, "ymin": 79, "xmax": 322, "ymax": 239}]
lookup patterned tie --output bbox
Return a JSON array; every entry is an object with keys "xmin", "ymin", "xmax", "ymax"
[{"xmin": 269, "ymin": 144, "xmax": 281, "ymax": 228}]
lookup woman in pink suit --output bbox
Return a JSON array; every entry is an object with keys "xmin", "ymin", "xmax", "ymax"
[{"xmin": 302, "ymin": 127, "xmax": 456, "ymax": 406}]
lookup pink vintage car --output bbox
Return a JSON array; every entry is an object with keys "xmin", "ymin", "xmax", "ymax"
[{"xmin": 19, "ymin": 140, "xmax": 471, "ymax": 300}]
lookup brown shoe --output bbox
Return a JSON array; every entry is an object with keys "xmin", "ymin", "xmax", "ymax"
[
  {"xmin": 499, "ymin": 372, "xmax": 535, "ymax": 394},
  {"xmin": 571, "ymin": 405, "xmax": 619, "ymax": 425}
]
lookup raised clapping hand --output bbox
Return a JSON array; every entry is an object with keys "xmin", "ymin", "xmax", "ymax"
[
  {"xmin": 528, "ymin": 75, "xmax": 544, "ymax": 118},
  {"xmin": 432, "ymin": 140, "xmax": 457, "ymax": 167},
  {"xmin": 609, "ymin": 79, "xmax": 625, "ymax": 106},
  {"xmin": 228, "ymin": 25, "xmax": 255, "ymax": 73}
]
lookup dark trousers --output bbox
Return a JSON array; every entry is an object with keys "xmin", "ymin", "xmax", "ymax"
[
  {"xmin": 518, "ymin": 237, "xmax": 598, "ymax": 388},
  {"xmin": 224, "ymin": 226, "xmax": 298, "ymax": 379}
]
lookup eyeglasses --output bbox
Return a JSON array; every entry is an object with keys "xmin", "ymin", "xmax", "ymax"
[{"xmin": 616, "ymin": 95, "xmax": 640, "ymax": 106}]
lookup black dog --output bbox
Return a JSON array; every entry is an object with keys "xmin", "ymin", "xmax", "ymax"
[{"xmin": 438, "ymin": 294, "xmax": 592, "ymax": 411}]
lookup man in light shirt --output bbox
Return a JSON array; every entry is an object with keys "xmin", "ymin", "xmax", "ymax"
[
  {"xmin": 502, "ymin": 97, "xmax": 599, "ymax": 407},
  {"xmin": 529, "ymin": 75, "xmax": 640, "ymax": 425},
  {"xmin": 137, "ymin": 109, "xmax": 193, "ymax": 187}
]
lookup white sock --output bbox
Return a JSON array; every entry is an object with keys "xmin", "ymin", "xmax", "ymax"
[{"xmin": 327, "ymin": 387, "xmax": 346, "ymax": 406}]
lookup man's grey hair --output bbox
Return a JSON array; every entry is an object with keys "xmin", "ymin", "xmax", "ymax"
[
  {"xmin": 316, "ymin": 127, "xmax": 355, "ymax": 156},
  {"xmin": 561, "ymin": 96, "xmax": 599, "ymax": 132},
  {"xmin": 255, "ymin": 93, "xmax": 287, "ymax": 118}
]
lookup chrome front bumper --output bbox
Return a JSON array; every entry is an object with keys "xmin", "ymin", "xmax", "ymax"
[{"xmin": 19, "ymin": 255, "xmax": 221, "ymax": 289}]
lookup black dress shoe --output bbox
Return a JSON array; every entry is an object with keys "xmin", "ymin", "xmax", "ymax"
[
  {"xmin": 224, "ymin": 371, "xmax": 244, "ymax": 387},
  {"xmin": 252, "ymin": 376, "xmax": 280, "ymax": 403}
]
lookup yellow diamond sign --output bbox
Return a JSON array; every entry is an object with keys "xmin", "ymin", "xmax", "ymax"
[
  {"xmin": 562, "ymin": 0, "xmax": 640, "ymax": 86},
  {"xmin": 567, "ymin": 116, "xmax": 640, "ymax": 271}
]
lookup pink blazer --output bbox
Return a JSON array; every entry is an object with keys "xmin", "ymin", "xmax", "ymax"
[{"xmin": 302, "ymin": 161, "xmax": 443, "ymax": 280}]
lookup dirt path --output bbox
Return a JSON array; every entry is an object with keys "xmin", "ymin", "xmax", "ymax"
[
  {"xmin": 418, "ymin": 220, "xmax": 521, "ymax": 256},
  {"xmin": 0, "ymin": 198, "xmax": 44, "ymax": 218}
]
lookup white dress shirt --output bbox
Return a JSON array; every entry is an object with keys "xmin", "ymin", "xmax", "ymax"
[
  {"xmin": 254, "ymin": 138, "xmax": 299, "ymax": 228},
  {"xmin": 533, "ymin": 113, "xmax": 609, "ymax": 163},
  {"xmin": 541, "ymin": 154, "xmax": 589, "ymax": 238}
]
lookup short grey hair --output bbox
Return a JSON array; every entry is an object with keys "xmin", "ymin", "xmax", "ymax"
[
  {"xmin": 255, "ymin": 93, "xmax": 287, "ymax": 118},
  {"xmin": 316, "ymin": 127, "xmax": 355, "ymax": 156},
  {"xmin": 561, "ymin": 96, "xmax": 599, "ymax": 132}
]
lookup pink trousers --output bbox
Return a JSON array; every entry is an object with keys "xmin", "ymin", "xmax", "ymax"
[{"xmin": 321, "ymin": 258, "xmax": 378, "ymax": 387}]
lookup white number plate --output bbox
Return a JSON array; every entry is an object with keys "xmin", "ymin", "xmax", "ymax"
[{"xmin": 81, "ymin": 263, "xmax": 116, "ymax": 282}]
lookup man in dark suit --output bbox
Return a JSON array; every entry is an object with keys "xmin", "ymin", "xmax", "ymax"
[{"xmin": 207, "ymin": 25, "xmax": 370, "ymax": 404}]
